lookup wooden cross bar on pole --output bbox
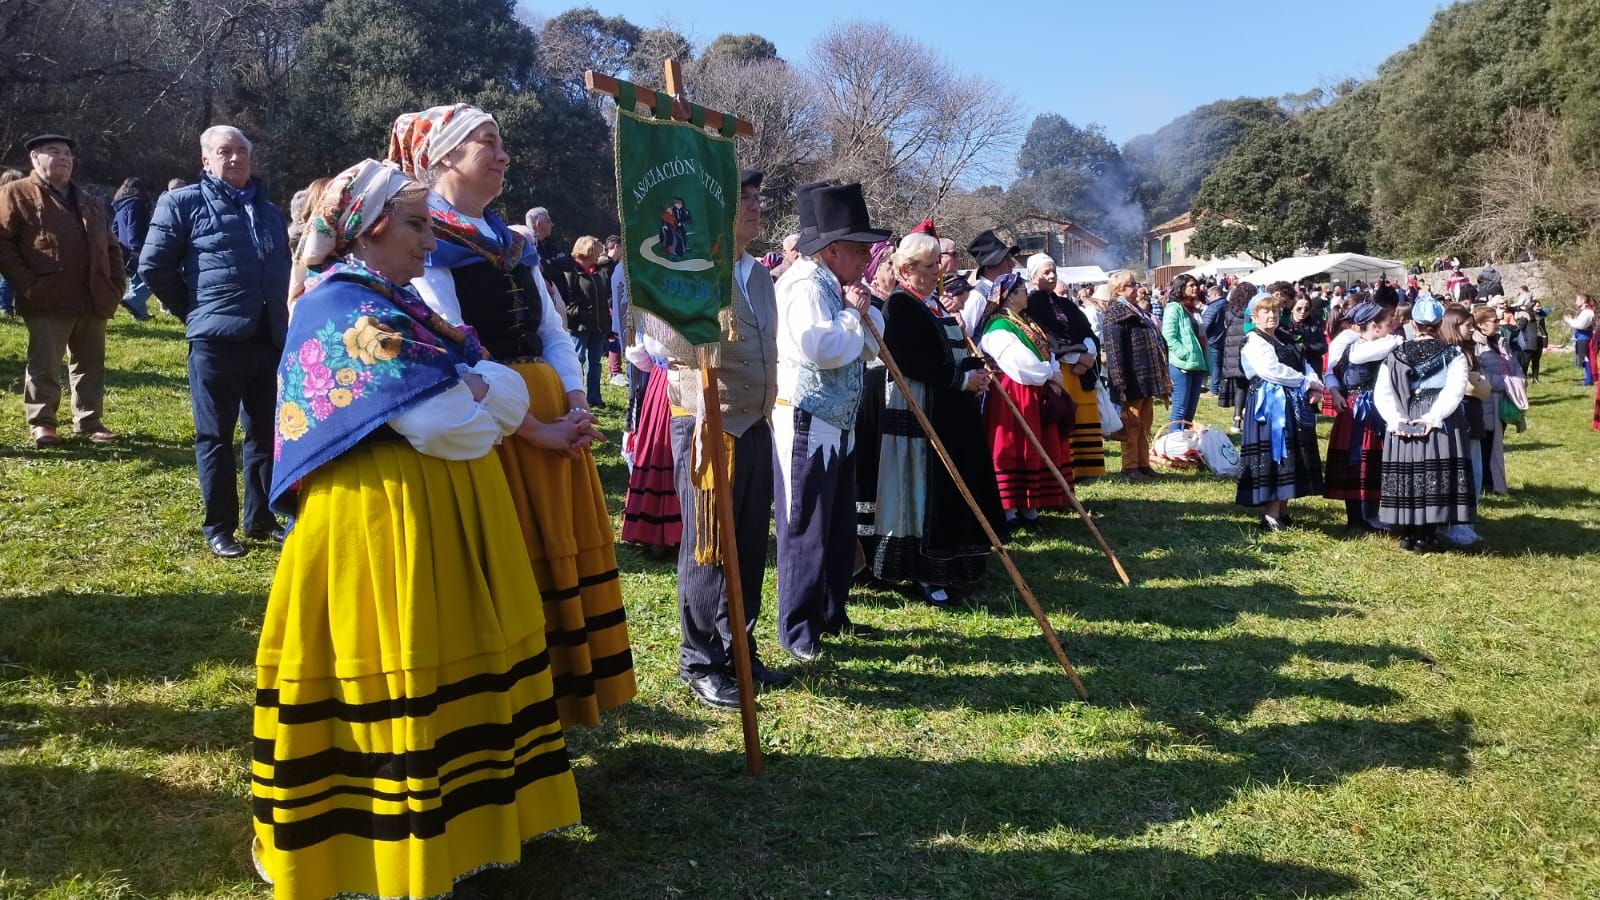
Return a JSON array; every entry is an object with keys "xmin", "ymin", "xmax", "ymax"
[
  {"xmin": 859, "ymin": 314, "xmax": 1089, "ymax": 700},
  {"xmin": 585, "ymin": 60, "xmax": 764, "ymax": 775},
  {"xmin": 955, "ymin": 328, "xmax": 1131, "ymax": 585}
]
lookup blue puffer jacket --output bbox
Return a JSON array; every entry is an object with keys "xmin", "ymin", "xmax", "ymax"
[{"xmin": 138, "ymin": 174, "xmax": 290, "ymax": 345}]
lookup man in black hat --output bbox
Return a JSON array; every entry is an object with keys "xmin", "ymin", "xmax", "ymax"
[
  {"xmin": 657, "ymin": 169, "xmax": 794, "ymax": 708},
  {"xmin": 0, "ymin": 133, "xmax": 125, "ymax": 448},
  {"xmin": 771, "ymin": 181, "xmax": 889, "ymax": 663},
  {"xmin": 963, "ymin": 229, "xmax": 1020, "ymax": 334}
]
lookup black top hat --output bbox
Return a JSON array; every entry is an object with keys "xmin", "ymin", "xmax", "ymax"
[
  {"xmin": 739, "ymin": 169, "xmax": 764, "ymax": 189},
  {"xmin": 796, "ymin": 182, "xmax": 889, "ymax": 256},
  {"xmin": 967, "ymin": 229, "xmax": 1019, "ymax": 269},
  {"xmin": 793, "ymin": 180, "xmax": 831, "ymax": 243},
  {"xmin": 25, "ymin": 133, "xmax": 76, "ymax": 152}
]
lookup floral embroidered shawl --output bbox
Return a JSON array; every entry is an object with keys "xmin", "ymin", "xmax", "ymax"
[{"xmin": 268, "ymin": 261, "xmax": 485, "ymax": 516}]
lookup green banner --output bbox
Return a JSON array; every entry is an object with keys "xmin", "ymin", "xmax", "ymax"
[{"xmin": 614, "ymin": 105, "xmax": 738, "ymax": 347}]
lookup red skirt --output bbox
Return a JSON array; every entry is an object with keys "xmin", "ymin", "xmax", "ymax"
[
  {"xmin": 984, "ymin": 374, "xmax": 1072, "ymax": 511},
  {"xmin": 620, "ymin": 367, "xmax": 682, "ymax": 547},
  {"xmin": 1323, "ymin": 403, "xmax": 1384, "ymax": 500}
]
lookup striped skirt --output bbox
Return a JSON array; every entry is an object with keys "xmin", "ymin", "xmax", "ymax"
[
  {"xmin": 984, "ymin": 374, "xmax": 1071, "ymax": 511},
  {"xmin": 1061, "ymin": 371, "xmax": 1105, "ymax": 478},
  {"xmin": 1323, "ymin": 401, "xmax": 1384, "ymax": 501},
  {"xmin": 1235, "ymin": 381, "xmax": 1324, "ymax": 506},
  {"xmin": 500, "ymin": 361, "xmax": 635, "ymax": 729},
  {"xmin": 1379, "ymin": 414, "xmax": 1476, "ymax": 527},
  {"xmin": 619, "ymin": 366, "xmax": 681, "ymax": 548},
  {"xmin": 253, "ymin": 442, "xmax": 580, "ymax": 900}
]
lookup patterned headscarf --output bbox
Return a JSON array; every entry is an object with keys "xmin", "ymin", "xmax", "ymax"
[
  {"xmin": 290, "ymin": 159, "xmax": 411, "ymax": 305},
  {"xmin": 864, "ymin": 239, "xmax": 893, "ymax": 284},
  {"xmin": 387, "ymin": 104, "xmax": 497, "ymax": 177}
]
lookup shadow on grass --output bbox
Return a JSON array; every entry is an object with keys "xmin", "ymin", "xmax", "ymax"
[
  {"xmin": 0, "ymin": 432, "xmax": 195, "ymax": 470},
  {"xmin": 0, "ymin": 590, "xmax": 261, "ymax": 683},
  {"xmin": 811, "ymin": 628, "xmax": 1425, "ymax": 723},
  {"xmin": 0, "ymin": 762, "xmax": 247, "ymax": 898},
  {"xmin": 494, "ymin": 725, "xmax": 1480, "ymax": 897}
]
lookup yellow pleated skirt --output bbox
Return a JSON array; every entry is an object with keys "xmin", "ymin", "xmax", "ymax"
[
  {"xmin": 253, "ymin": 442, "xmax": 580, "ymax": 900},
  {"xmin": 500, "ymin": 360, "xmax": 635, "ymax": 728},
  {"xmin": 1063, "ymin": 372, "xmax": 1107, "ymax": 478}
]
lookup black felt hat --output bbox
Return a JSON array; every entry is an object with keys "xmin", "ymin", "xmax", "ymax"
[
  {"xmin": 793, "ymin": 180, "xmax": 831, "ymax": 246},
  {"xmin": 796, "ymin": 182, "xmax": 889, "ymax": 256},
  {"xmin": 24, "ymin": 133, "xmax": 76, "ymax": 152},
  {"xmin": 967, "ymin": 229, "xmax": 1019, "ymax": 269}
]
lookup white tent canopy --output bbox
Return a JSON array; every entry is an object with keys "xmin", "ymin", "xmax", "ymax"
[
  {"xmin": 1055, "ymin": 265, "xmax": 1109, "ymax": 284},
  {"xmin": 1246, "ymin": 252, "xmax": 1407, "ymax": 286},
  {"xmin": 1180, "ymin": 256, "xmax": 1261, "ymax": 279}
]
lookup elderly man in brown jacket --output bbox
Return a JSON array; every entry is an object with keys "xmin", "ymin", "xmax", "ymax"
[{"xmin": 0, "ymin": 133, "xmax": 124, "ymax": 447}]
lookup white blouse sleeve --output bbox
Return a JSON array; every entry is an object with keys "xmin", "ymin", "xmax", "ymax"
[
  {"xmin": 960, "ymin": 293, "xmax": 987, "ymax": 336},
  {"xmin": 1348, "ymin": 334, "xmax": 1403, "ymax": 365},
  {"xmin": 413, "ymin": 267, "xmax": 464, "ymax": 325},
  {"xmin": 533, "ymin": 272, "xmax": 584, "ymax": 393},
  {"xmin": 1420, "ymin": 354, "xmax": 1469, "ymax": 429},
  {"xmin": 624, "ymin": 335, "xmax": 654, "ymax": 372},
  {"xmin": 980, "ymin": 328, "xmax": 1059, "ymax": 385},
  {"xmin": 784, "ymin": 279, "xmax": 869, "ymax": 368},
  {"xmin": 387, "ymin": 361, "xmax": 530, "ymax": 459},
  {"xmin": 1241, "ymin": 335, "xmax": 1307, "ymax": 388},
  {"xmin": 1374, "ymin": 361, "xmax": 1403, "ymax": 427}
]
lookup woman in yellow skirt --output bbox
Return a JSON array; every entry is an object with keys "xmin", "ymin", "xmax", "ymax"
[
  {"xmin": 389, "ymin": 105, "xmax": 635, "ymax": 729},
  {"xmin": 257, "ymin": 160, "xmax": 580, "ymax": 899}
]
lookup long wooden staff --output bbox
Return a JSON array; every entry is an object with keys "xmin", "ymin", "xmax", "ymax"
[
  {"xmin": 956, "ymin": 325, "xmax": 1131, "ymax": 585},
  {"xmin": 859, "ymin": 312, "xmax": 1088, "ymax": 700}
]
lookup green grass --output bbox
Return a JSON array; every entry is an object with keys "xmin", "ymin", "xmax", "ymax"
[{"xmin": 1, "ymin": 314, "xmax": 1597, "ymax": 898}]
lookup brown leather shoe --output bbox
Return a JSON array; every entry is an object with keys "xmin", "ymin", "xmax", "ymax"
[
  {"xmin": 86, "ymin": 429, "xmax": 119, "ymax": 443},
  {"xmin": 31, "ymin": 426, "xmax": 62, "ymax": 448}
]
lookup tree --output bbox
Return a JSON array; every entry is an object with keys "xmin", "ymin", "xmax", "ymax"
[
  {"xmin": 1010, "ymin": 114, "xmax": 1141, "ymax": 264},
  {"xmin": 282, "ymin": 0, "xmax": 615, "ymax": 235},
  {"xmin": 623, "ymin": 26, "xmax": 694, "ymax": 90},
  {"xmin": 684, "ymin": 54, "xmax": 822, "ymax": 239},
  {"xmin": 807, "ymin": 20, "xmax": 1020, "ymax": 233},
  {"xmin": 1123, "ymin": 97, "xmax": 1288, "ymax": 227},
  {"xmin": 1188, "ymin": 123, "xmax": 1366, "ymax": 264},
  {"xmin": 537, "ymin": 6, "xmax": 641, "ymax": 99},
  {"xmin": 701, "ymin": 33, "xmax": 779, "ymax": 65}
]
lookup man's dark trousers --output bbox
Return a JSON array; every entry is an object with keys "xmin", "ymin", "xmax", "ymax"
[
  {"xmin": 189, "ymin": 334, "xmax": 278, "ymax": 539},
  {"xmin": 672, "ymin": 416, "xmax": 773, "ymax": 678}
]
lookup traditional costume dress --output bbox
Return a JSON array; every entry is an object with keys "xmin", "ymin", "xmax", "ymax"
[
  {"xmin": 1375, "ymin": 334, "xmax": 1475, "ymax": 541},
  {"xmin": 853, "ymin": 281, "xmax": 890, "ymax": 564},
  {"xmin": 391, "ymin": 105, "xmax": 634, "ymax": 728},
  {"xmin": 1323, "ymin": 315, "xmax": 1401, "ymax": 526},
  {"xmin": 1026, "ymin": 286, "xmax": 1104, "ymax": 478},
  {"xmin": 618, "ymin": 333, "xmax": 681, "ymax": 548},
  {"xmin": 253, "ymin": 161, "xmax": 577, "ymax": 898},
  {"xmin": 870, "ymin": 283, "xmax": 1001, "ymax": 589},
  {"xmin": 1236, "ymin": 328, "xmax": 1324, "ymax": 506},
  {"xmin": 980, "ymin": 309, "xmax": 1072, "ymax": 514}
]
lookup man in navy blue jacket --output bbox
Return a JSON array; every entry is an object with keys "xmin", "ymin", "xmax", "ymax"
[{"xmin": 139, "ymin": 125, "xmax": 290, "ymax": 558}]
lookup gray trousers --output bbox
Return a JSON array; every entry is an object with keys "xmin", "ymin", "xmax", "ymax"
[
  {"xmin": 23, "ymin": 314, "xmax": 107, "ymax": 431},
  {"xmin": 672, "ymin": 416, "xmax": 774, "ymax": 677}
]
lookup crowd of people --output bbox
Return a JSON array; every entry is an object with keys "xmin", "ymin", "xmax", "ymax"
[{"xmin": 0, "ymin": 115, "xmax": 1595, "ymax": 900}]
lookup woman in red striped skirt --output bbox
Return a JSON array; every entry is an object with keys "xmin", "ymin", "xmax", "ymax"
[
  {"xmin": 619, "ymin": 334, "xmax": 681, "ymax": 552},
  {"xmin": 1323, "ymin": 300, "xmax": 1402, "ymax": 537},
  {"xmin": 979, "ymin": 275, "xmax": 1072, "ymax": 527}
]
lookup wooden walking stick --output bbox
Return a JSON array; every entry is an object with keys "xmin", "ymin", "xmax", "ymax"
[
  {"xmin": 956, "ymin": 327, "xmax": 1131, "ymax": 585},
  {"xmin": 859, "ymin": 313, "xmax": 1088, "ymax": 700},
  {"xmin": 586, "ymin": 60, "xmax": 763, "ymax": 775}
]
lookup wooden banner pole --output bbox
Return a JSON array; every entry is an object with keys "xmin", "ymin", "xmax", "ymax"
[{"xmin": 586, "ymin": 61, "xmax": 764, "ymax": 775}]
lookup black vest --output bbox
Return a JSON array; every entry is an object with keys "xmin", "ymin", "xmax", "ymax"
[{"xmin": 449, "ymin": 261, "xmax": 545, "ymax": 361}]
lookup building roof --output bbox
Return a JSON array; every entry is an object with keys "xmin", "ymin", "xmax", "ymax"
[
  {"xmin": 1147, "ymin": 212, "xmax": 1194, "ymax": 237},
  {"xmin": 1008, "ymin": 212, "xmax": 1109, "ymax": 249}
]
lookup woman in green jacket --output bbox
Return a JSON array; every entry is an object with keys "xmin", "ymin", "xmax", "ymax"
[{"xmin": 1162, "ymin": 274, "xmax": 1209, "ymax": 434}]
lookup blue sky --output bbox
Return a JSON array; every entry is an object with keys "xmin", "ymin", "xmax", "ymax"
[{"xmin": 522, "ymin": 0, "xmax": 1447, "ymax": 144}]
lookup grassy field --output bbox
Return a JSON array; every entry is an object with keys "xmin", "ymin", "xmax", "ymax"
[{"xmin": 0, "ymin": 313, "xmax": 1597, "ymax": 899}]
